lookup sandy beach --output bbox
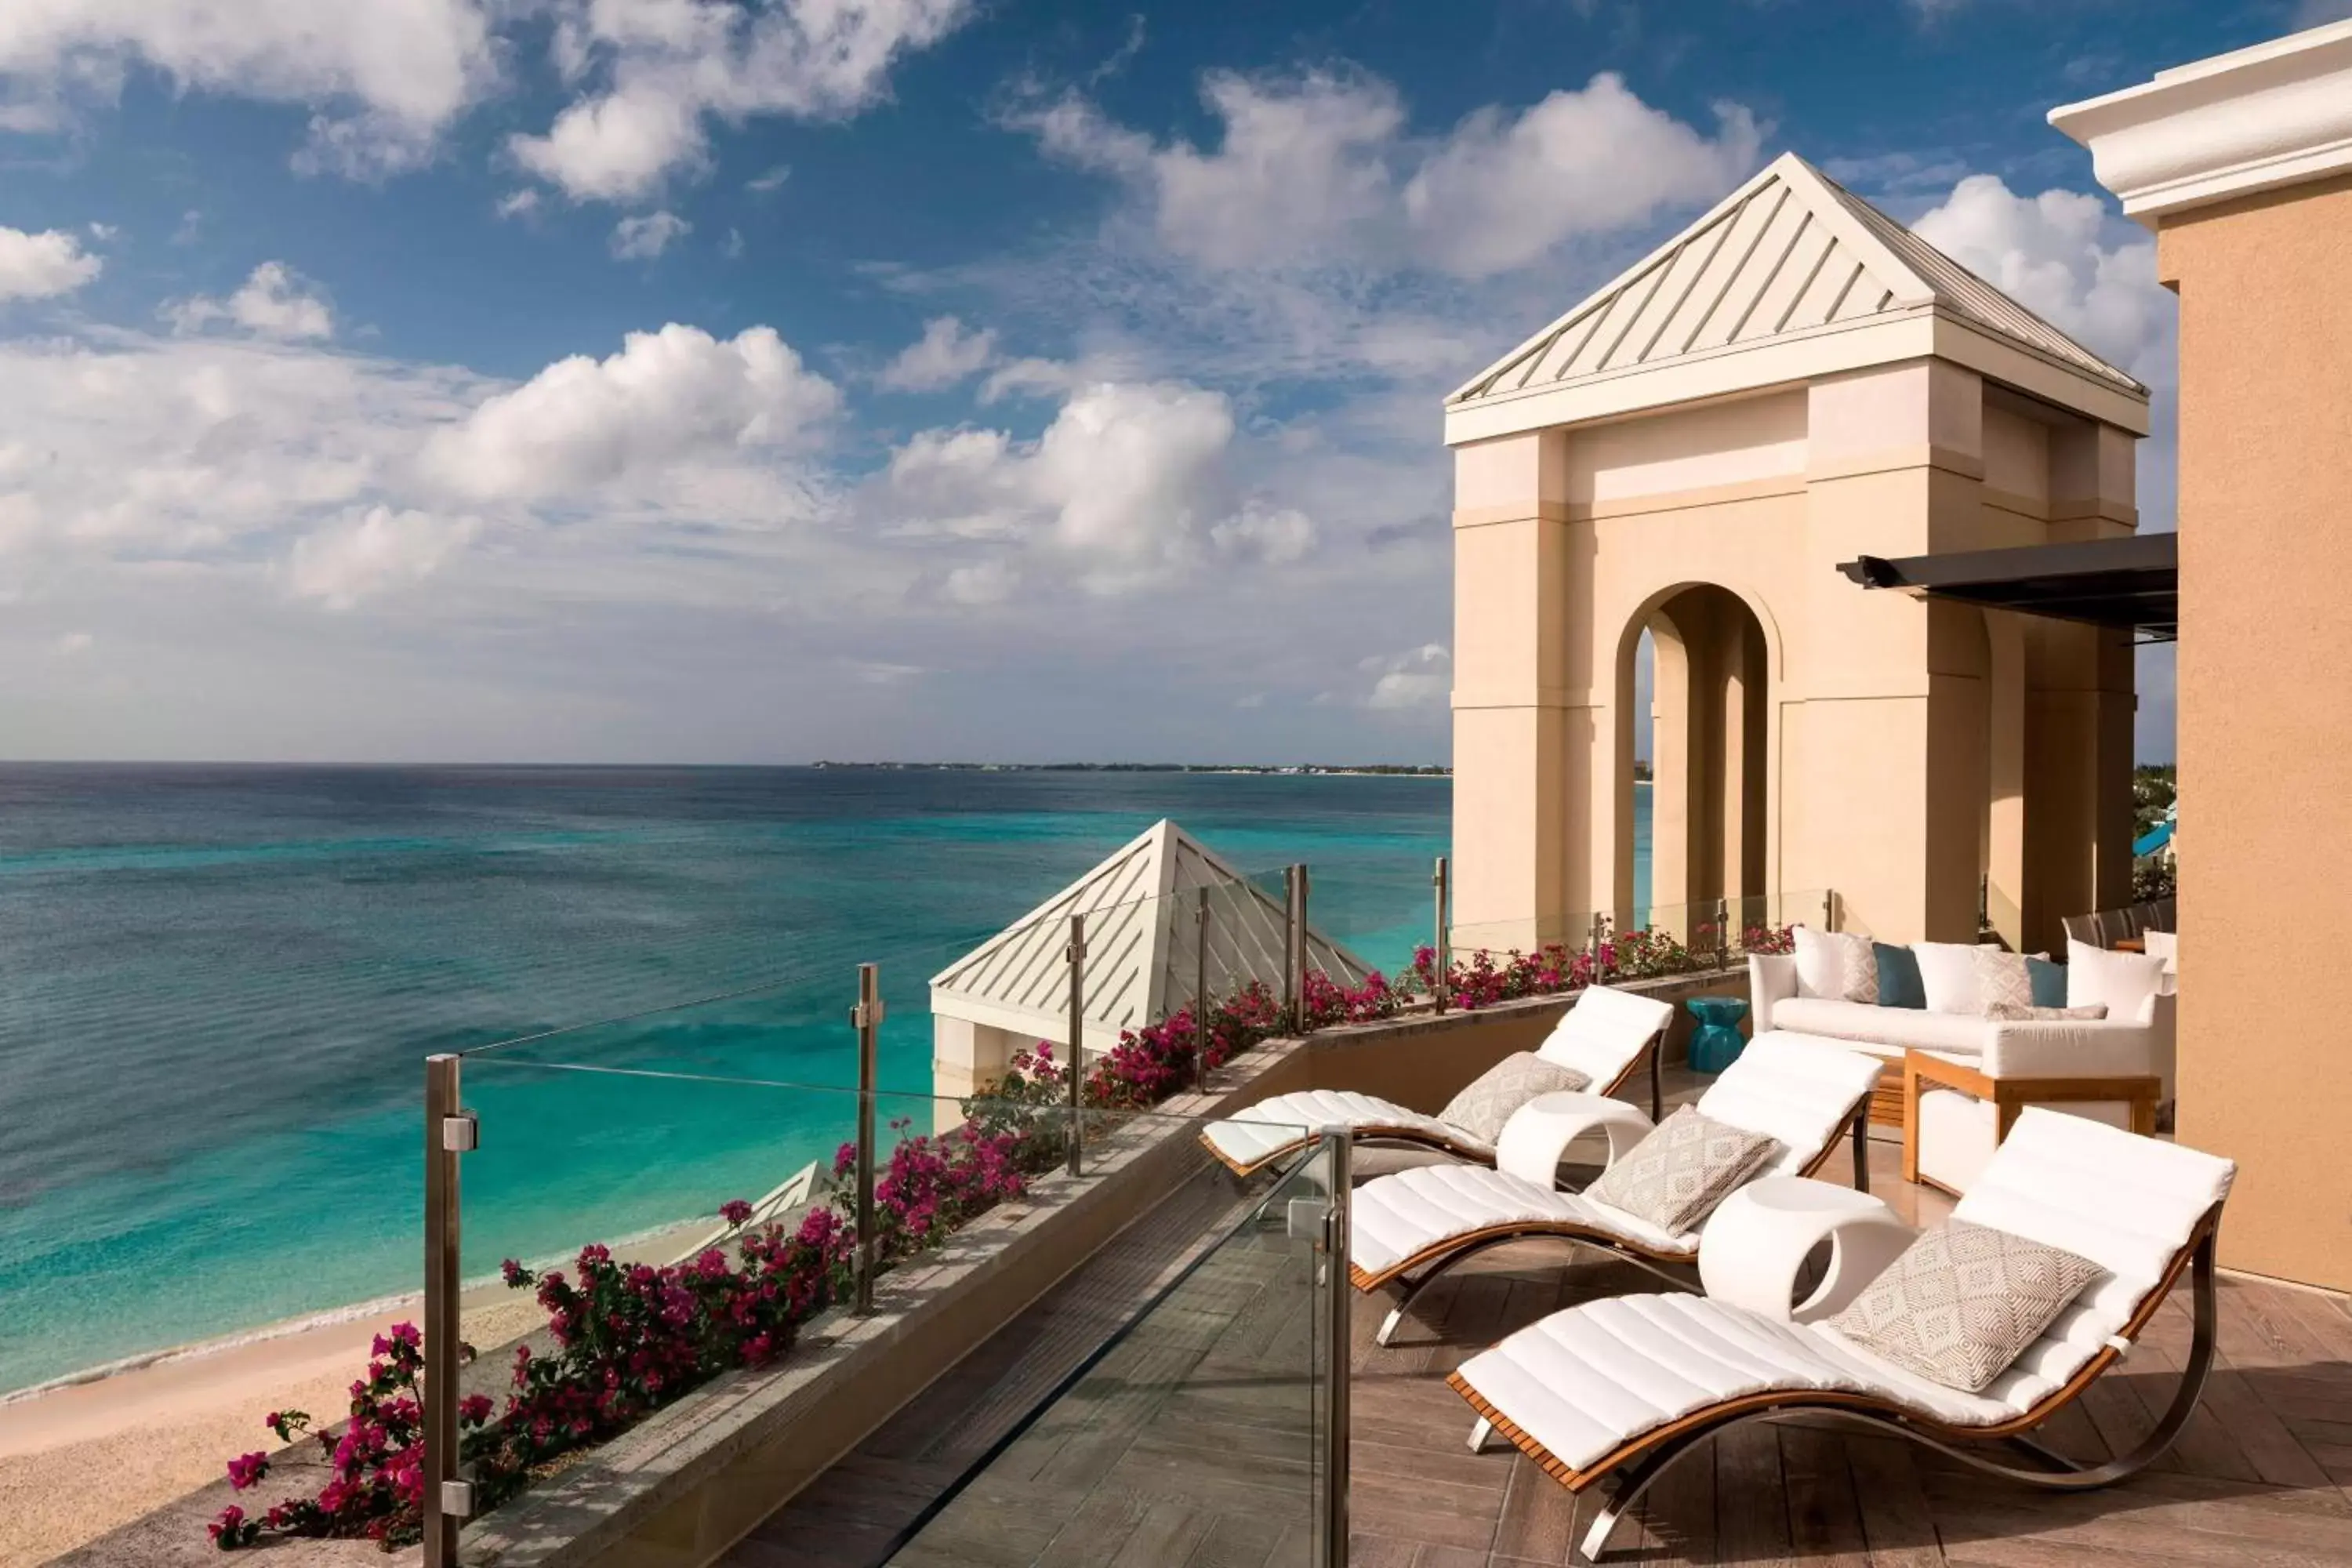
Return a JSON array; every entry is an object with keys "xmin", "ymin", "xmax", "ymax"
[{"xmin": 0, "ymin": 1225, "xmax": 707, "ymax": 1567}]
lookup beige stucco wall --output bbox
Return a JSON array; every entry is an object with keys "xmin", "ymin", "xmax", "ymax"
[
  {"xmin": 1451, "ymin": 360, "xmax": 2136, "ymax": 954},
  {"xmin": 2158, "ymin": 172, "xmax": 2352, "ymax": 1290}
]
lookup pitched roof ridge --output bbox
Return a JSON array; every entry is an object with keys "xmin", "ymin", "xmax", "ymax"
[{"xmin": 1449, "ymin": 149, "xmax": 2147, "ymax": 412}]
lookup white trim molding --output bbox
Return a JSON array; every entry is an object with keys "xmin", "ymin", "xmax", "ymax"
[{"xmin": 2049, "ymin": 19, "xmax": 2352, "ymax": 227}]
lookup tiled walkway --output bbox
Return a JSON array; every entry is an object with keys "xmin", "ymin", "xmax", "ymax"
[{"xmin": 727, "ymin": 1078, "xmax": 2352, "ymax": 1567}]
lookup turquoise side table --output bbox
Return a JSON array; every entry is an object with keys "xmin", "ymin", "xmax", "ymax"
[{"xmin": 1686, "ymin": 996, "xmax": 1750, "ymax": 1074}]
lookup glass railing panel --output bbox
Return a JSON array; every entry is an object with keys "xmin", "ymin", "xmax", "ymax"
[
  {"xmin": 881, "ymin": 1131, "xmax": 1334, "ymax": 1567},
  {"xmin": 423, "ymin": 1047, "xmax": 1252, "ymax": 1559}
]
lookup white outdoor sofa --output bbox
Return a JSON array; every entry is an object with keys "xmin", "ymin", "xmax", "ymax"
[
  {"xmin": 1450, "ymin": 1109, "xmax": 2235, "ymax": 1563},
  {"xmin": 1749, "ymin": 948, "xmax": 2176, "ymax": 1134},
  {"xmin": 1199, "ymin": 984, "xmax": 1675, "ymax": 1178}
]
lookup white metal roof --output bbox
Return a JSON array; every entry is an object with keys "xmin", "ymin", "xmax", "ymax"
[
  {"xmin": 929, "ymin": 819, "xmax": 1372, "ymax": 1055},
  {"xmin": 1446, "ymin": 152, "xmax": 2150, "ymax": 443}
]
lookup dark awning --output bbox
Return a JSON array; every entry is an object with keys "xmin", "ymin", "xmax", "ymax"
[{"xmin": 1838, "ymin": 532, "xmax": 2176, "ymax": 641}]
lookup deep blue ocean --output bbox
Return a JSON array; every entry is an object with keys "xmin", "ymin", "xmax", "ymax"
[{"xmin": 0, "ymin": 765, "xmax": 1649, "ymax": 1393}]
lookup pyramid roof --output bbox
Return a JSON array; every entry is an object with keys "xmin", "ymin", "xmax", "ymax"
[
  {"xmin": 1446, "ymin": 153, "xmax": 2150, "ymax": 443},
  {"xmin": 930, "ymin": 820, "xmax": 1371, "ymax": 1055}
]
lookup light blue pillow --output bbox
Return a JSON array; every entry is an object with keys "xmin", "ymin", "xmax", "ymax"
[
  {"xmin": 1874, "ymin": 943, "xmax": 1926, "ymax": 1009},
  {"xmin": 2027, "ymin": 956, "xmax": 2067, "ymax": 1008}
]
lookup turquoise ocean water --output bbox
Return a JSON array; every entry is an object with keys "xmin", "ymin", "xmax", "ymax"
[{"xmin": 0, "ymin": 765, "xmax": 1649, "ymax": 1393}]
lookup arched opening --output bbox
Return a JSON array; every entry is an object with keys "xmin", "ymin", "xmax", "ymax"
[{"xmin": 1613, "ymin": 584, "xmax": 1770, "ymax": 932}]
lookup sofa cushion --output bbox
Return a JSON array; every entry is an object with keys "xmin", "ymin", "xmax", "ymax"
[
  {"xmin": 1438, "ymin": 1052, "xmax": 1592, "ymax": 1145},
  {"xmin": 1874, "ymin": 942, "xmax": 1927, "ymax": 1009},
  {"xmin": 1985, "ymin": 1001, "xmax": 2107, "ymax": 1022},
  {"xmin": 1769, "ymin": 996, "xmax": 1991, "ymax": 1057},
  {"xmin": 2067, "ymin": 940, "xmax": 2167, "ymax": 1025},
  {"xmin": 1794, "ymin": 926, "xmax": 1877, "ymax": 1003},
  {"xmin": 1829, "ymin": 1220, "xmax": 2102, "ymax": 1392},
  {"xmin": 2027, "ymin": 956, "xmax": 2067, "ymax": 1007},
  {"xmin": 1971, "ymin": 948, "xmax": 2032, "ymax": 1013},
  {"xmin": 1911, "ymin": 942, "xmax": 1984, "ymax": 1014}
]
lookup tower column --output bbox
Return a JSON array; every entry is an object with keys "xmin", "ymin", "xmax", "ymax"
[{"xmin": 1450, "ymin": 431, "xmax": 1577, "ymax": 946}]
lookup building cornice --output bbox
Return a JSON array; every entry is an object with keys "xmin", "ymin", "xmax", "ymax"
[{"xmin": 2049, "ymin": 20, "xmax": 2352, "ymax": 227}]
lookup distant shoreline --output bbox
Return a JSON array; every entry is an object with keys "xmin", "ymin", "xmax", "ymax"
[{"xmin": 809, "ymin": 761, "xmax": 1453, "ymax": 776}]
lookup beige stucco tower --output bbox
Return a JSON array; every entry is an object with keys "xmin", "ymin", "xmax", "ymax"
[{"xmin": 1446, "ymin": 154, "xmax": 2147, "ymax": 953}]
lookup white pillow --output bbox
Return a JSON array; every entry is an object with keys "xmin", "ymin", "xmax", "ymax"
[
  {"xmin": 1910, "ymin": 942, "xmax": 1984, "ymax": 1015},
  {"xmin": 2142, "ymin": 930, "xmax": 2178, "ymax": 975},
  {"xmin": 1792, "ymin": 925, "xmax": 1877, "ymax": 1003},
  {"xmin": 2067, "ymin": 939, "xmax": 2167, "ymax": 1025}
]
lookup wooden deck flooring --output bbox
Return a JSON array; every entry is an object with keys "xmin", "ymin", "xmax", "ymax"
[{"xmin": 724, "ymin": 1083, "xmax": 2352, "ymax": 1568}]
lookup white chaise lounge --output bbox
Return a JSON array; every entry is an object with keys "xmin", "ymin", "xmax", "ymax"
[
  {"xmin": 1348, "ymin": 1036, "xmax": 1883, "ymax": 1346},
  {"xmin": 1200, "ymin": 984, "xmax": 1675, "ymax": 1178},
  {"xmin": 1448, "ymin": 1109, "xmax": 2235, "ymax": 1563}
]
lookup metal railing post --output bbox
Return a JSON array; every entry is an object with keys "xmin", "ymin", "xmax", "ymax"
[
  {"xmin": 1065, "ymin": 913, "xmax": 1087, "ymax": 1178},
  {"xmin": 1289, "ymin": 869, "xmax": 1308, "ymax": 1029},
  {"xmin": 1294, "ymin": 864, "xmax": 1313, "ymax": 1033},
  {"xmin": 1824, "ymin": 887, "xmax": 1838, "ymax": 933},
  {"xmin": 423, "ymin": 1053, "xmax": 470, "ymax": 1568},
  {"xmin": 851, "ymin": 963, "xmax": 883, "ymax": 1315},
  {"xmin": 1588, "ymin": 912, "xmax": 1607, "ymax": 982},
  {"xmin": 1432, "ymin": 856, "xmax": 1450, "ymax": 1014},
  {"xmin": 1194, "ymin": 887, "xmax": 1211, "ymax": 1094},
  {"xmin": 1715, "ymin": 896, "xmax": 1730, "ymax": 972},
  {"xmin": 1319, "ymin": 1127, "xmax": 1352, "ymax": 1568}
]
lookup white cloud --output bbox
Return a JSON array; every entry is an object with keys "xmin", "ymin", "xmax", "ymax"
[
  {"xmin": 611, "ymin": 209, "xmax": 691, "ymax": 260},
  {"xmin": 511, "ymin": 0, "xmax": 971, "ymax": 202},
  {"xmin": 876, "ymin": 315, "xmax": 997, "ymax": 391},
  {"xmin": 423, "ymin": 323, "xmax": 839, "ymax": 502},
  {"xmin": 1402, "ymin": 78, "xmax": 1763, "ymax": 276},
  {"xmin": 165, "ymin": 260, "xmax": 336, "ymax": 340},
  {"xmin": 0, "ymin": 225, "xmax": 103, "ymax": 300},
  {"xmin": 286, "ymin": 504, "xmax": 477, "ymax": 607},
  {"xmin": 495, "ymin": 188, "xmax": 541, "ymax": 220},
  {"xmin": 1363, "ymin": 644, "xmax": 1449, "ymax": 709},
  {"xmin": 1911, "ymin": 174, "xmax": 2173, "ymax": 389},
  {"xmin": 0, "ymin": 0, "xmax": 496, "ymax": 170},
  {"xmin": 941, "ymin": 557, "xmax": 1016, "ymax": 604},
  {"xmin": 880, "ymin": 378, "xmax": 1330, "ymax": 593},
  {"xmin": 1210, "ymin": 502, "xmax": 1316, "ymax": 564},
  {"xmin": 1018, "ymin": 68, "xmax": 1761, "ymax": 278},
  {"xmin": 746, "ymin": 163, "xmax": 791, "ymax": 193}
]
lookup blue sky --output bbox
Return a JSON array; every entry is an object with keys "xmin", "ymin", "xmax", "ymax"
[{"xmin": 0, "ymin": 0, "xmax": 2321, "ymax": 764}]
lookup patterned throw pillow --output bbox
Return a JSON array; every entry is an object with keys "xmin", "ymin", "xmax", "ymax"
[
  {"xmin": 1585, "ymin": 1105, "xmax": 1780, "ymax": 1234},
  {"xmin": 1971, "ymin": 947, "xmax": 2034, "ymax": 1012},
  {"xmin": 1984, "ymin": 1001, "xmax": 2108, "ymax": 1022},
  {"xmin": 1792, "ymin": 925, "xmax": 1878, "ymax": 1003},
  {"xmin": 1437, "ymin": 1053, "xmax": 1592, "ymax": 1145},
  {"xmin": 1829, "ymin": 1220, "xmax": 2102, "ymax": 1392}
]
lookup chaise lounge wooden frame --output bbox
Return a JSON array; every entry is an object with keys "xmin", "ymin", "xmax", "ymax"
[{"xmin": 1441, "ymin": 1108, "xmax": 2235, "ymax": 1563}]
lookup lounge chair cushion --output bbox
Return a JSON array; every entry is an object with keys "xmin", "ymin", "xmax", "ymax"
[
  {"xmin": 1828, "ymin": 1220, "xmax": 2103, "ymax": 1392},
  {"xmin": 1352, "ymin": 1165, "xmax": 1695, "ymax": 1280},
  {"xmin": 1792, "ymin": 926, "xmax": 1877, "ymax": 1003},
  {"xmin": 1584, "ymin": 1105, "xmax": 1780, "ymax": 1234},
  {"xmin": 1202, "ymin": 1089, "xmax": 1482, "ymax": 1171},
  {"xmin": 1457, "ymin": 1293, "xmax": 2083, "ymax": 1474},
  {"xmin": 1536, "ymin": 985, "xmax": 1675, "ymax": 1083},
  {"xmin": 1439, "ymin": 1053, "xmax": 1592, "ymax": 1145}
]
